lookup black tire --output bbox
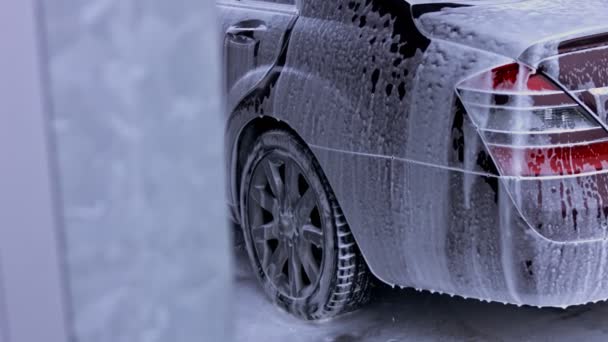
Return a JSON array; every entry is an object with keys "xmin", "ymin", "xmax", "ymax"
[{"xmin": 239, "ymin": 129, "xmax": 372, "ymax": 320}]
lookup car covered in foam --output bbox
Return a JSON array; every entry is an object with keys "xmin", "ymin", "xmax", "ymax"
[{"xmin": 219, "ymin": 0, "xmax": 608, "ymax": 319}]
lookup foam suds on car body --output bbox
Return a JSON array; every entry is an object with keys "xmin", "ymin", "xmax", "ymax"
[{"xmin": 225, "ymin": 0, "xmax": 608, "ymax": 309}]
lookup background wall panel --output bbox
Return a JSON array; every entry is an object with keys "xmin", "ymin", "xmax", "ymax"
[{"xmin": 41, "ymin": 0, "xmax": 229, "ymax": 341}]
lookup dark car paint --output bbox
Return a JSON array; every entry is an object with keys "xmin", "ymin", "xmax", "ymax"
[{"xmin": 220, "ymin": 0, "xmax": 608, "ymax": 307}]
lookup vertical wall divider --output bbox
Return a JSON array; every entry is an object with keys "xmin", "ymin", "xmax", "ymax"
[{"xmin": 0, "ymin": 0, "xmax": 70, "ymax": 341}]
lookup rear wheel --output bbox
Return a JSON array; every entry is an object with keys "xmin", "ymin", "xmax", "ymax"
[{"xmin": 239, "ymin": 129, "xmax": 372, "ymax": 320}]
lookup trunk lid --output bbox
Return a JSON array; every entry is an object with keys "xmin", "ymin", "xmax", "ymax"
[{"xmin": 414, "ymin": 0, "xmax": 608, "ymax": 66}]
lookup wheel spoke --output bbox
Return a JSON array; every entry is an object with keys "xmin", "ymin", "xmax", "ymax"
[
  {"xmin": 251, "ymin": 221, "xmax": 278, "ymax": 243},
  {"xmin": 284, "ymin": 160, "xmax": 300, "ymax": 206},
  {"xmin": 263, "ymin": 159, "xmax": 284, "ymax": 202},
  {"xmin": 259, "ymin": 240, "xmax": 271, "ymax": 271},
  {"xmin": 299, "ymin": 243, "xmax": 320, "ymax": 282},
  {"xmin": 302, "ymin": 224, "xmax": 323, "ymax": 247},
  {"xmin": 288, "ymin": 244, "xmax": 303, "ymax": 296},
  {"xmin": 295, "ymin": 188, "xmax": 316, "ymax": 222},
  {"xmin": 250, "ymin": 185, "xmax": 277, "ymax": 213},
  {"xmin": 266, "ymin": 242, "xmax": 288, "ymax": 282}
]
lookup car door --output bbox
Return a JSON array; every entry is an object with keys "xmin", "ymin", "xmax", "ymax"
[{"xmin": 217, "ymin": 0, "xmax": 298, "ymax": 109}]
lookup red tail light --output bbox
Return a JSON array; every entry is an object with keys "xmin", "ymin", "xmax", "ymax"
[
  {"xmin": 490, "ymin": 63, "xmax": 557, "ymax": 91},
  {"xmin": 457, "ymin": 63, "xmax": 608, "ymax": 177},
  {"xmin": 490, "ymin": 140, "xmax": 608, "ymax": 177}
]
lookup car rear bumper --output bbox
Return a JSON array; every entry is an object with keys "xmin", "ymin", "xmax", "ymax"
[
  {"xmin": 512, "ymin": 230, "xmax": 608, "ymax": 307},
  {"xmin": 311, "ymin": 145, "xmax": 608, "ymax": 307}
]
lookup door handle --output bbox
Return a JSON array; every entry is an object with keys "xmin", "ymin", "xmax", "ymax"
[{"xmin": 227, "ymin": 19, "xmax": 268, "ymax": 36}]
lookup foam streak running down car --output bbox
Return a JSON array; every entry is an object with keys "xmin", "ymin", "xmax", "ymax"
[{"xmin": 219, "ymin": 0, "xmax": 608, "ymax": 319}]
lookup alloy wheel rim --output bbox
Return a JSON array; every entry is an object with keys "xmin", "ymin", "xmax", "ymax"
[{"xmin": 247, "ymin": 152, "xmax": 325, "ymax": 299}]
